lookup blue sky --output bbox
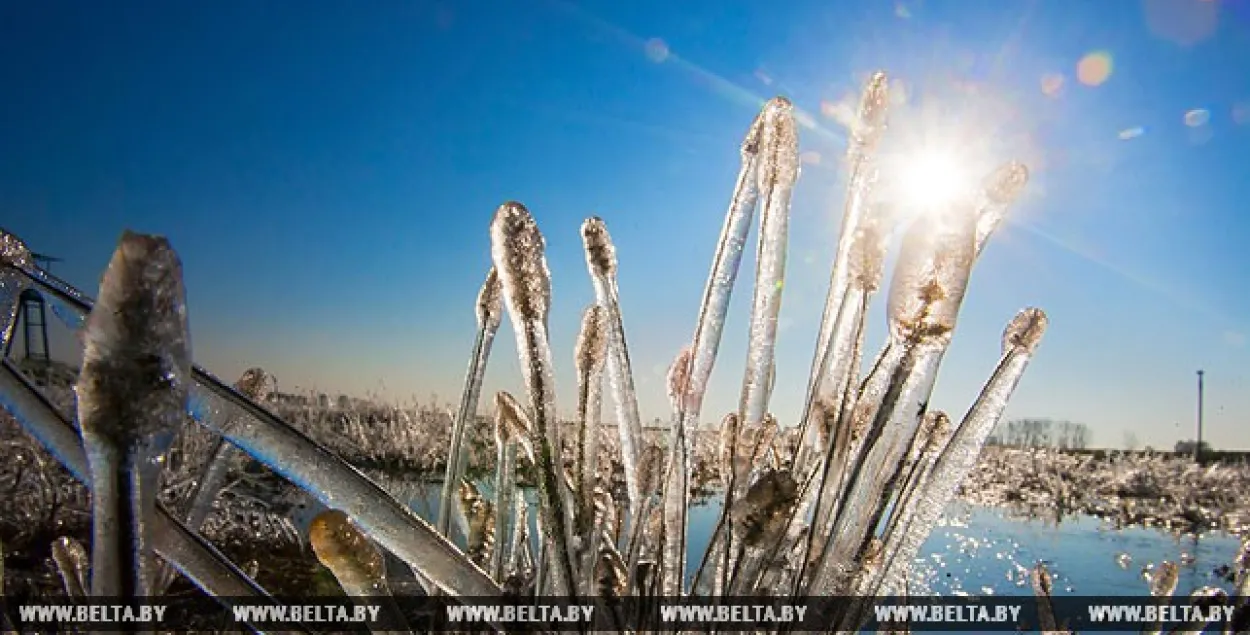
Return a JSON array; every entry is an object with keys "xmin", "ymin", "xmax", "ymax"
[{"xmin": 2, "ymin": 0, "xmax": 1247, "ymax": 450}]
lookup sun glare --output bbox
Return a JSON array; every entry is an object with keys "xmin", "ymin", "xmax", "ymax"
[{"xmin": 901, "ymin": 147, "xmax": 973, "ymax": 210}]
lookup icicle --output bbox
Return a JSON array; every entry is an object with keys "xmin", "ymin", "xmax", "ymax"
[
  {"xmin": 661, "ymin": 96, "xmax": 792, "ymax": 598},
  {"xmin": 437, "ymin": 268, "xmax": 503, "ymax": 540},
  {"xmin": 76, "ymin": 232, "xmax": 191, "ymax": 598}
]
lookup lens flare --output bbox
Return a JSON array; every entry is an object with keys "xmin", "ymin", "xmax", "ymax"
[{"xmin": 1076, "ymin": 51, "xmax": 1114, "ymax": 87}]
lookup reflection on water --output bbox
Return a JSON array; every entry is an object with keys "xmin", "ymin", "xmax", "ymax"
[{"xmin": 291, "ymin": 479, "xmax": 1241, "ymax": 597}]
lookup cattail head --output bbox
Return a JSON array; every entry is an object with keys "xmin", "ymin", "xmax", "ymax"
[
  {"xmin": 741, "ymin": 103, "xmax": 768, "ymax": 156},
  {"xmin": 77, "ymin": 232, "xmax": 191, "ymax": 445},
  {"xmin": 0, "ymin": 228, "xmax": 31, "ymax": 268},
  {"xmin": 476, "ymin": 267, "xmax": 503, "ymax": 330},
  {"xmin": 854, "ymin": 72, "xmax": 890, "ymax": 148},
  {"xmin": 495, "ymin": 391, "xmax": 534, "ymax": 460},
  {"xmin": 848, "ymin": 213, "xmax": 889, "ymax": 291},
  {"xmin": 490, "ymin": 202, "xmax": 551, "ymax": 323},
  {"xmin": 756, "ymin": 97, "xmax": 800, "ymax": 191},
  {"xmin": 575, "ymin": 304, "xmax": 609, "ymax": 377},
  {"xmin": 1002, "ymin": 307, "xmax": 1048, "ymax": 355},
  {"xmin": 309, "ymin": 509, "xmax": 386, "ymax": 591},
  {"xmin": 886, "ymin": 206, "xmax": 977, "ymax": 345},
  {"xmin": 983, "ymin": 161, "xmax": 1030, "ymax": 206},
  {"xmin": 234, "ymin": 368, "xmax": 276, "ymax": 402},
  {"xmin": 580, "ymin": 217, "xmax": 617, "ymax": 280},
  {"xmin": 666, "ymin": 345, "xmax": 693, "ymax": 413}
]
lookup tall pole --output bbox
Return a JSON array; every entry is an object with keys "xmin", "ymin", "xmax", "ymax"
[{"xmin": 1195, "ymin": 369, "xmax": 1204, "ymax": 463}]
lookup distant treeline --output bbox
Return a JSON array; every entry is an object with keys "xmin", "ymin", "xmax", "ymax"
[{"xmin": 986, "ymin": 418, "xmax": 1092, "ymax": 449}]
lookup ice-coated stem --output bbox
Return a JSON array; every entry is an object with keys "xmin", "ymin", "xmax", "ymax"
[
  {"xmin": 573, "ymin": 304, "xmax": 608, "ymax": 539},
  {"xmin": 438, "ymin": 267, "xmax": 503, "ymax": 540},
  {"xmin": 796, "ymin": 72, "xmax": 889, "ymax": 468},
  {"xmin": 490, "ymin": 201, "xmax": 577, "ymax": 599},
  {"xmin": 807, "ymin": 200, "xmax": 980, "ymax": 595},
  {"xmin": 656, "ymin": 96, "xmax": 785, "ymax": 599},
  {"xmin": 490, "ymin": 393, "xmax": 521, "ymax": 583},
  {"xmin": 52, "ymin": 536, "xmax": 90, "ymax": 599},
  {"xmin": 76, "ymin": 232, "xmax": 192, "ymax": 598},
  {"xmin": 188, "ymin": 375, "xmax": 503, "ymax": 598},
  {"xmin": 580, "ymin": 217, "xmax": 645, "ymax": 516},
  {"xmin": 737, "ymin": 95, "xmax": 799, "ymax": 431},
  {"xmin": 874, "ymin": 308, "xmax": 1048, "ymax": 597},
  {"xmin": 310, "ymin": 510, "xmax": 412, "ymax": 635}
]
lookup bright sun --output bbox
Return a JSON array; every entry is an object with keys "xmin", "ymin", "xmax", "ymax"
[{"xmin": 900, "ymin": 147, "xmax": 973, "ymax": 211}]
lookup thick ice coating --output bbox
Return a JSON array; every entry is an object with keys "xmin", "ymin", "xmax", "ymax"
[
  {"xmin": 490, "ymin": 202, "xmax": 551, "ymax": 323},
  {"xmin": 78, "ymin": 232, "xmax": 192, "ymax": 444}
]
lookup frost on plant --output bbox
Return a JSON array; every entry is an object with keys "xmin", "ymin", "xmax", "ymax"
[{"xmin": 0, "ymin": 68, "xmax": 1052, "ymax": 634}]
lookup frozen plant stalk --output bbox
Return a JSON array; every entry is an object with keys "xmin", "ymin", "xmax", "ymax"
[
  {"xmin": 490, "ymin": 392, "xmax": 522, "ymax": 582},
  {"xmin": 490, "ymin": 202, "xmax": 577, "ymax": 597},
  {"xmin": 580, "ymin": 217, "xmax": 645, "ymax": 516},
  {"xmin": 796, "ymin": 72, "xmax": 889, "ymax": 468},
  {"xmin": 162, "ymin": 366, "xmax": 276, "ymax": 593},
  {"xmin": 573, "ymin": 305, "xmax": 608, "ymax": 540},
  {"xmin": 659, "ymin": 96, "xmax": 786, "ymax": 597},
  {"xmin": 438, "ymin": 268, "xmax": 503, "ymax": 540},
  {"xmin": 875, "ymin": 308, "xmax": 1048, "ymax": 598},
  {"xmin": 76, "ymin": 232, "xmax": 192, "ymax": 597}
]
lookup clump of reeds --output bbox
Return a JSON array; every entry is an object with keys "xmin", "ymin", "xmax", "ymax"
[{"xmin": 0, "ymin": 69, "xmax": 1065, "ymax": 633}]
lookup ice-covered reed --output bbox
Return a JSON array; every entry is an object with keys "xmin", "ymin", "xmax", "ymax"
[{"xmin": 0, "ymin": 68, "xmax": 1053, "ymax": 633}]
